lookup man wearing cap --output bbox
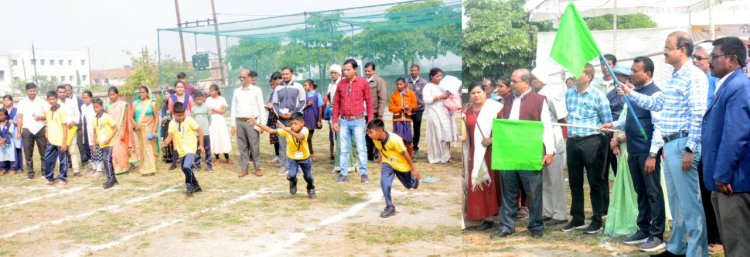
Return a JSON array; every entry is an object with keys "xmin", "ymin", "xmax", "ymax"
[
  {"xmin": 604, "ymin": 57, "xmax": 667, "ymax": 252},
  {"xmin": 407, "ymin": 64, "xmax": 427, "ymax": 156},
  {"xmin": 531, "ymin": 66, "xmax": 569, "ymax": 226}
]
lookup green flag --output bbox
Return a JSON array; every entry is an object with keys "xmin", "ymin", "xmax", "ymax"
[
  {"xmin": 550, "ymin": 3, "xmax": 601, "ymax": 77},
  {"xmin": 491, "ymin": 119, "xmax": 543, "ymax": 171}
]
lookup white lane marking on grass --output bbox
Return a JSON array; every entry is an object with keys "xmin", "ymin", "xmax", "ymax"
[
  {"xmin": 0, "ymin": 185, "xmax": 89, "ymax": 209},
  {"xmin": 252, "ymin": 191, "xmax": 381, "ymax": 257},
  {"xmin": 0, "ymin": 185, "xmax": 180, "ymax": 239},
  {"xmin": 62, "ymin": 188, "xmax": 268, "ymax": 257},
  {"xmin": 262, "ymin": 189, "xmax": 453, "ymax": 196}
]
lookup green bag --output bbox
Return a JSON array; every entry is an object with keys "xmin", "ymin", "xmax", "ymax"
[
  {"xmin": 604, "ymin": 143, "xmax": 639, "ymax": 236},
  {"xmin": 490, "ymin": 119, "xmax": 543, "ymax": 171}
]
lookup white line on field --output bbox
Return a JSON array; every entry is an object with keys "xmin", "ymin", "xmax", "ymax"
[
  {"xmin": 62, "ymin": 188, "xmax": 269, "ymax": 257},
  {"xmin": 0, "ymin": 185, "xmax": 89, "ymax": 209},
  {"xmin": 261, "ymin": 189, "xmax": 453, "ymax": 196},
  {"xmin": 0, "ymin": 185, "xmax": 180, "ymax": 239},
  {"xmin": 251, "ymin": 191, "xmax": 382, "ymax": 257}
]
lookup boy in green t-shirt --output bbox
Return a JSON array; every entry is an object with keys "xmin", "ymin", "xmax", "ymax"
[
  {"xmin": 366, "ymin": 119, "xmax": 419, "ymax": 218},
  {"xmin": 191, "ymin": 91, "xmax": 212, "ymax": 172},
  {"xmin": 43, "ymin": 91, "xmax": 70, "ymax": 186},
  {"xmin": 257, "ymin": 112, "xmax": 316, "ymax": 199},
  {"xmin": 162, "ymin": 102, "xmax": 205, "ymax": 196}
]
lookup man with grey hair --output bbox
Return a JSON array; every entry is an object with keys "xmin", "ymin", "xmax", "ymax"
[
  {"xmin": 231, "ymin": 69, "xmax": 266, "ymax": 177},
  {"xmin": 530, "ymin": 66, "xmax": 569, "ymax": 226}
]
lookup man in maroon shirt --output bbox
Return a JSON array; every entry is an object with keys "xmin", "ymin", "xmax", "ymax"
[{"xmin": 332, "ymin": 59, "xmax": 373, "ymax": 183}]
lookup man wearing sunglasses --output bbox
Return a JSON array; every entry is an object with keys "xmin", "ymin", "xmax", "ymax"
[{"xmin": 692, "ymin": 46, "xmax": 719, "ymax": 106}]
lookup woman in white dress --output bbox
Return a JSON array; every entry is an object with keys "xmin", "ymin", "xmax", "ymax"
[
  {"xmin": 423, "ymin": 68, "xmax": 458, "ymax": 164},
  {"xmin": 206, "ymin": 84, "xmax": 233, "ymax": 164}
]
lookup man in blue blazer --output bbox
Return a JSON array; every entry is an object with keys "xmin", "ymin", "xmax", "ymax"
[{"xmin": 702, "ymin": 36, "xmax": 750, "ymax": 257}]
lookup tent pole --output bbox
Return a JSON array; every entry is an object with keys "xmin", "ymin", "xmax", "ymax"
[
  {"xmin": 613, "ymin": 0, "xmax": 618, "ymax": 55},
  {"xmin": 709, "ymin": 0, "xmax": 715, "ymax": 40}
]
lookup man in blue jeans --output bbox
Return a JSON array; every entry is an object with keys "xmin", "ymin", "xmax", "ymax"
[
  {"xmin": 621, "ymin": 31, "xmax": 708, "ymax": 257},
  {"xmin": 331, "ymin": 59, "xmax": 373, "ymax": 183}
]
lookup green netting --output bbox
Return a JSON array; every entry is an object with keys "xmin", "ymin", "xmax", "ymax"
[{"xmin": 156, "ymin": 0, "xmax": 462, "ymax": 108}]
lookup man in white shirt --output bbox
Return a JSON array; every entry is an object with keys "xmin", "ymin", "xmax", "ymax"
[
  {"xmin": 531, "ymin": 66, "xmax": 569, "ymax": 226},
  {"xmin": 17, "ymin": 83, "xmax": 50, "ymax": 180},
  {"xmin": 231, "ymin": 69, "xmax": 266, "ymax": 177},
  {"xmin": 491, "ymin": 68, "xmax": 555, "ymax": 239},
  {"xmin": 64, "ymin": 84, "xmax": 87, "ymax": 166},
  {"xmin": 57, "ymin": 85, "xmax": 82, "ymax": 176}
]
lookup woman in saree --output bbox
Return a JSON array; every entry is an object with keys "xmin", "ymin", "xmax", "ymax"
[
  {"xmin": 106, "ymin": 86, "xmax": 134, "ymax": 175},
  {"xmin": 133, "ymin": 86, "xmax": 159, "ymax": 176}
]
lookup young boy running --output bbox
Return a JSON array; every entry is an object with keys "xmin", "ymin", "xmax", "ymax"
[
  {"xmin": 162, "ymin": 102, "xmax": 205, "ymax": 196},
  {"xmin": 366, "ymin": 119, "xmax": 420, "ymax": 218},
  {"xmin": 256, "ymin": 112, "xmax": 316, "ymax": 199}
]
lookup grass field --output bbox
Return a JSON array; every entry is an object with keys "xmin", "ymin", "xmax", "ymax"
[{"xmin": 0, "ymin": 122, "xmax": 462, "ymax": 257}]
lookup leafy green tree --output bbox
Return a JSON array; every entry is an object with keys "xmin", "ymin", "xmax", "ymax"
[
  {"xmin": 585, "ymin": 13, "xmax": 657, "ymax": 30},
  {"xmin": 463, "ymin": 0, "xmax": 542, "ymax": 83}
]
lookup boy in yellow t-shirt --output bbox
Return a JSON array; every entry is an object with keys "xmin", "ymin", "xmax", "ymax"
[
  {"xmin": 162, "ymin": 102, "xmax": 205, "ymax": 196},
  {"xmin": 92, "ymin": 98, "xmax": 118, "ymax": 189},
  {"xmin": 366, "ymin": 119, "xmax": 419, "ymax": 218},
  {"xmin": 43, "ymin": 91, "xmax": 70, "ymax": 186},
  {"xmin": 256, "ymin": 112, "xmax": 316, "ymax": 199}
]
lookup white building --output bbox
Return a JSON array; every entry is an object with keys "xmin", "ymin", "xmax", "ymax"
[
  {"xmin": 0, "ymin": 56, "xmax": 11, "ymax": 94},
  {"xmin": 6, "ymin": 49, "xmax": 90, "ymax": 92}
]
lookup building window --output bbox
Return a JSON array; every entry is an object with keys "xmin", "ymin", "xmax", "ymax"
[
  {"xmin": 105, "ymin": 78, "xmax": 109, "ymax": 84},
  {"xmin": 81, "ymin": 59, "xmax": 86, "ymax": 65},
  {"xmin": 0, "ymin": 71, "xmax": 4, "ymax": 82},
  {"xmin": 49, "ymin": 59, "xmax": 54, "ymax": 65},
  {"xmin": 59, "ymin": 60, "xmax": 63, "ymax": 65},
  {"xmin": 40, "ymin": 59, "xmax": 45, "ymax": 65},
  {"xmin": 68, "ymin": 60, "xmax": 72, "ymax": 65},
  {"xmin": 82, "ymin": 75, "xmax": 87, "ymax": 81},
  {"xmin": 61, "ymin": 76, "xmax": 65, "ymax": 82},
  {"xmin": 11, "ymin": 60, "xmax": 18, "ymax": 66},
  {"xmin": 69, "ymin": 75, "xmax": 74, "ymax": 82}
]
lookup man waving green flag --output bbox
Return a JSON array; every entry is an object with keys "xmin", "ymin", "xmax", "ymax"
[{"xmin": 550, "ymin": 3, "xmax": 601, "ymax": 77}]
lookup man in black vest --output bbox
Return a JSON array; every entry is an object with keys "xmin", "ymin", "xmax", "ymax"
[
  {"xmin": 491, "ymin": 69, "xmax": 555, "ymax": 239},
  {"xmin": 601, "ymin": 56, "xmax": 666, "ymax": 252}
]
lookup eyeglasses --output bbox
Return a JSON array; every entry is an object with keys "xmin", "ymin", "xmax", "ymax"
[
  {"xmin": 709, "ymin": 54, "xmax": 729, "ymax": 62},
  {"xmin": 691, "ymin": 55, "xmax": 708, "ymax": 61},
  {"xmin": 238, "ymin": 76, "xmax": 247, "ymax": 79}
]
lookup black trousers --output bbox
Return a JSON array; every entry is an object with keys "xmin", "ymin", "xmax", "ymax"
[
  {"xmin": 365, "ymin": 114, "xmax": 379, "ymax": 161},
  {"xmin": 566, "ymin": 134, "xmax": 609, "ymax": 226},
  {"xmin": 628, "ymin": 153, "xmax": 665, "ymax": 239},
  {"xmin": 22, "ymin": 128, "xmax": 47, "ymax": 175},
  {"xmin": 698, "ymin": 159, "xmax": 722, "ymax": 244},
  {"xmin": 411, "ymin": 110, "xmax": 424, "ymax": 151}
]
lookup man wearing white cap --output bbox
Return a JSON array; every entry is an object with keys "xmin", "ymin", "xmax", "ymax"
[{"xmin": 531, "ymin": 65, "xmax": 569, "ymax": 226}]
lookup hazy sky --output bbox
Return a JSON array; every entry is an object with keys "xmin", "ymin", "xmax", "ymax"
[{"xmin": 1, "ymin": 0, "xmax": 405, "ymax": 70}]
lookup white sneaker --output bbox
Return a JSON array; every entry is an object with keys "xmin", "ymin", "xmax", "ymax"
[{"xmin": 270, "ymin": 156, "xmax": 280, "ymax": 163}]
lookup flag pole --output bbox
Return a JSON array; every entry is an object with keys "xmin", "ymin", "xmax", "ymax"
[{"xmin": 598, "ymin": 55, "xmax": 648, "ymax": 140}]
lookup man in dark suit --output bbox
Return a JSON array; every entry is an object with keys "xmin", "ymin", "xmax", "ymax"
[{"xmin": 702, "ymin": 36, "xmax": 750, "ymax": 257}]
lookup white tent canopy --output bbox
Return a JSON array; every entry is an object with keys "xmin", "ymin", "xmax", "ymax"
[{"xmin": 524, "ymin": 0, "xmax": 739, "ymax": 22}]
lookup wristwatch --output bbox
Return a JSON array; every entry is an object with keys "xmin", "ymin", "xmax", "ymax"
[
  {"xmin": 684, "ymin": 147, "xmax": 693, "ymax": 153},
  {"xmin": 648, "ymin": 152, "xmax": 657, "ymax": 158}
]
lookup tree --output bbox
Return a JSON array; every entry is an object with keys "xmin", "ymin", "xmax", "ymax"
[
  {"xmin": 463, "ymin": 0, "xmax": 543, "ymax": 83},
  {"xmin": 585, "ymin": 13, "xmax": 657, "ymax": 30},
  {"xmin": 126, "ymin": 47, "xmax": 193, "ymax": 95}
]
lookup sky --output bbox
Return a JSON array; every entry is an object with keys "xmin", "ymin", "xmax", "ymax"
[{"xmin": 0, "ymin": 0, "xmax": 405, "ymax": 70}]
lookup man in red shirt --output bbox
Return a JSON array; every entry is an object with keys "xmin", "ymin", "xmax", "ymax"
[{"xmin": 332, "ymin": 59, "xmax": 373, "ymax": 183}]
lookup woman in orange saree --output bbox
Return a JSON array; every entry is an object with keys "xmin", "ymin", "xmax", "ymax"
[{"xmin": 105, "ymin": 86, "xmax": 134, "ymax": 175}]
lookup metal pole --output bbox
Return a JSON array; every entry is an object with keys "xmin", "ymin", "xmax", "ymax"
[
  {"xmin": 158, "ymin": 29, "xmax": 163, "ymax": 89},
  {"xmin": 210, "ymin": 0, "xmax": 225, "ymax": 86},
  {"xmin": 31, "ymin": 43, "xmax": 38, "ymax": 84},
  {"xmin": 174, "ymin": 0, "xmax": 187, "ymax": 63},
  {"xmin": 709, "ymin": 0, "xmax": 715, "ymax": 40},
  {"xmin": 303, "ymin": 12, "xmax": 312, "ymax": 79},
  {"xmin": 613, "ymin": 0, "xmax": 618, "ymax": 55}
]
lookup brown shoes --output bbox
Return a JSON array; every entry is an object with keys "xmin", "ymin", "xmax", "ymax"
[
  {"xmin": 254, "ymin": 169, "xmax": 263, "ymax": 177},
  {"xmin": 238, "ymin": 171, "xmax": 249, "ymax": 178}
]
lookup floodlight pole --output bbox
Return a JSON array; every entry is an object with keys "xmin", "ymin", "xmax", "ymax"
[
  {"xmin": 210, "ymin": 0, "xmax": 225, "ymax": 86},
  {"xmin": 174, "ymin": 0, "xmax": 187, "ymax": 63}
]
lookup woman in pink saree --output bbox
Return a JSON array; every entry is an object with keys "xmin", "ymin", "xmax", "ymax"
[{"xmin": 105, "ymin": 86, "xmax": 134, "ymax": 175}]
